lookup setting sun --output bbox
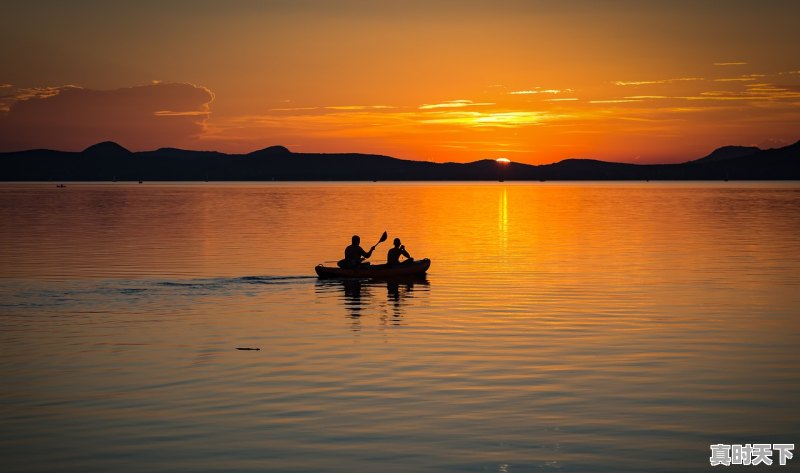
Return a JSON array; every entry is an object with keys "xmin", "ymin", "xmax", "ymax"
[{"xmin": 496, "ymin": 158, "xmax": 511, "ymax": 164}]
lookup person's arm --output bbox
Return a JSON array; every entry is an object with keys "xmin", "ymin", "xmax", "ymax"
[
  {"xmin": 401, "ymin": 246, "xmax": 411, "ymax": 259},
  {"xmin": 361, "ymin": 246, "xmax": 375, "ymax": 258}
]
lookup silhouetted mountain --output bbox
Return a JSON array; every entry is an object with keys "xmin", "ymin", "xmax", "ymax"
[
  {"xmin": 687, "ymin": 145, "xmax": 761, "ymax": 164},
  {"xmin": 247, "ymin": 145, "xmax": 292, "ymax": 157},
  {"xmin": 1, "ymin": 140, "xmax": 798, "ymax": 181},
  {"xmin": 83, "ymin": 141, "xmax": 132, "ymax": 157},
  {"xmin": 683, "ymin": 140, "xmax": 800, "ymax": 180}
]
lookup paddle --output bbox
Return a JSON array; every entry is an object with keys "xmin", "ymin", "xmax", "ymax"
[
  {"xmin": 373, "ymin": 231, "xmax": 388, "ymax": 249},
  {"xmin": 364, "ymin": 231, "xmax": 388, "ymax": 261}
]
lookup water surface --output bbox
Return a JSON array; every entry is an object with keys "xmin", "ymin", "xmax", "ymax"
[{"xmin": 1, "ymin": 182, "xmax": 799, "ymax": 472}]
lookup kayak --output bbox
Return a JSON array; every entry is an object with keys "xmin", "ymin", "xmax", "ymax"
[{"xmin": 315, "ymin": 258, "xmax": 431, "ymax": 279}]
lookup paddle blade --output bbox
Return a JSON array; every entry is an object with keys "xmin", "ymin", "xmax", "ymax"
[{"xmin": 379, "ymin": 231, "xmax": 388, "ymax": 243}]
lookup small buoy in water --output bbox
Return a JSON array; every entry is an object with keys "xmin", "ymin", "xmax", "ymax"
[{"xmin": 236, "ymin": 347, "xmax": 260, "ymax": 351}]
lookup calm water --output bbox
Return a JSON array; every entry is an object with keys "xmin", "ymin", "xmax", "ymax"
[{"xmin": 1, "ymin": 182, "xmax": 799, "ymax": 472}]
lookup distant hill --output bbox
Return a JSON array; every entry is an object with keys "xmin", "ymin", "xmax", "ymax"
[
  {"xmin": 1, "ymin": 140, "xmax": 798, "ymax": 181},
  {"xmin": 686, "ymin": 145, "xmax": 760, "ymax": 164},
  {"xmin": 83, "ymin": 141, "xmax": 133, "ymax": 157}
]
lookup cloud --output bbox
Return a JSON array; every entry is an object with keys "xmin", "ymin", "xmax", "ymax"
[
  {"xmin": 614, "ymin": 80, "xmax": 667, "ymax": 86},
  {"xmin": 713, "ymin": 62, "xmax": 747, "ymax": 66},
  {"xmin": 10, "ymin": 85, "xmax": 75, "ymax": 101},
  {"xmin": 679, "ymin": 83, "xmax": 800, "ymax": 101},
  {"xmin": 589, "ymin": 99, "xmax": 643, "ymax": 104},
  {"xmin": 714, "ymin": 77, "xmax": 757, "ymax": 82},
  {"xmin": 614, "ymin": 78, "xmax": 703, "ymax": 86},
  {"xmin": 269, "ymin": 106, "xmax": 320, "ymax": 112},
  {"xmin": 153, "ymin": 110, "xmax": 211, "ymax": 116},
  {"xmin": 418, "ymin": 99, "xmax": 494, "ymax": 110},
  {"xmin": 324, "ymin": 105, "xmax": 395, "ymax": 110},
  {"xmin": 267, "ymin": 104, "xmax": 395, "ymax": 113},
  {"xmin": 0, "ymin": 83, "xmax": 213, "ymax": 151},
  {"xmin": 508, "ymin": 88, "xmax": 567, "ymax": 95},
  {"xmin": 419, "ymin": 110, "xmax": 558, "ymax": 127}
]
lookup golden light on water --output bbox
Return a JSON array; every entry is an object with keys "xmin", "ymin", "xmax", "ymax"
[{"xmin": 498, "ymin": 187, "xmax": 508, "ymax": 254}]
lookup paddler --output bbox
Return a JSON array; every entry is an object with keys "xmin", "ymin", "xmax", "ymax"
[
  {"xmin": 338, "ymin": 235, "xmax": 376, "ymax": 268},
  {"xmin": 387, "ymin": 238, "xmax": 414, "ymax": 266}
]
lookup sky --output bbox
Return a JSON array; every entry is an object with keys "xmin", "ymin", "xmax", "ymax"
[{"xmin": 1, "ymin": 0, "xmax": 799, "ymax": 164}]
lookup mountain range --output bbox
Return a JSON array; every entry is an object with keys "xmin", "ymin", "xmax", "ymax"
[{"xmin": 1, "ymin": 140, "xmax": 798, "ymax": 181}]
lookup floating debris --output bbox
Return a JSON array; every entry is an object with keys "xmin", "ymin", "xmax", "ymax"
[{"xmin": 235, "ymin": 347, "xmax": 260, "ymax": 351}]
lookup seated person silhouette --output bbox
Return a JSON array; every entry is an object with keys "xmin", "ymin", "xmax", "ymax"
[
  {"xmin": 387, "ymin": 238, "xmax": 414, "ymax": 265},
  {"xmin": 338, "ymin": 235, "xmax": 375, "ymax": 268}
]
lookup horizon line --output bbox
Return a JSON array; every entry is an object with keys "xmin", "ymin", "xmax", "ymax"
[{"xmin": 3, "ymin": 138, "xmax": 798, "ymax": 167}]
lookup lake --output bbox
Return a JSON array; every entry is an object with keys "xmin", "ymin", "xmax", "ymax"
[{"xmin": 1, "ymin": 182, "xmax": 798, "ymax": 472}]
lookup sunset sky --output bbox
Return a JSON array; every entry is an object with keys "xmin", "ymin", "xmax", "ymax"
[{"xmin": 1, "ymin": 0, "xmax": 799, "ymax": 164}]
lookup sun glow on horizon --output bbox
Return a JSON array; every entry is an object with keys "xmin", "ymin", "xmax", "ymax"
[
  {"xmin": 2, "ymin": 2, "xmax": 799, "ymax": 164},
  {"xmin": 496, "ymin": 158, "xmax": 511, "ymax": 164}
]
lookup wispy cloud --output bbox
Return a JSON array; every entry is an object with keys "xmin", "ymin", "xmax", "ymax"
[
  {"xmin": 508, "ymin": 88, "xmax": 569, "ymax": 95},
  {"xmin": 684, "ymin": 95, "xmax": 761, "ymax": 101},
  {"xmin": 419, "ymin": 99, "xmax": 495, "ymax": 110},
  {"xmin": 714, "ymin": 76, "xmax": 760, "ymax": 82},
  {"xmin": 545, "ymin": 97, "xmax": 579, "ymax": 102},
  {"xmin": 325, "ymin": 105, "xmax": 395, "ymax": 110},
  {"xmin": 713, "ymin": 61, "xmax": 747, "ymax": 66},
  {"xmin": 679, "ymin": 82, "xmax": 800, "ymax": 101},
  {"xmin": 420, "ymin": 110, "xmax": 555, "ymax": 127},
  {"xmin": 436, "ymin": 139, "xmax": 529, "ymax": 153},
  {"xmin": 712, "ymin": 73, "xmax": 767, "ymax": 82},
  {"xmin": 12, "ymin": 85, "xmax": 81, "ymax": 101},
  {"xmin": 589, "ymin": 99, "xmax": 643, "ymax": 104},
  {"xmin": 269, "ymin": 106, "xmax": 319, "ymax": 112},
  {"xmin": 614, "ymin": 80, "xmax": 667, "ymax": 86},
  {"xmin": 154, "ymin": 110, "xmax": 211, "ymax": 116},
  {"xmin": 744, "ymin": 83, "xmax": 800, "ymax": 98},
  {"xmin": 614, "ymin": 78, "xmax": 703, "ymax": 86},
  {"xmin": 268, "ymin": 105, "xmax": 394, "ymax": 112}
]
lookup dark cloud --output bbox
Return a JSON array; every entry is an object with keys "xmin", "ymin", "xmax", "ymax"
[{"xmin": 0, "ymin": 83, "xmax": 213, "ymax": 151}]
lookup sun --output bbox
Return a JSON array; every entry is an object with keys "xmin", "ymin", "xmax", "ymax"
[{"xmin": 496, "ymin": 157, "xmax": 511, "ymax": 164}]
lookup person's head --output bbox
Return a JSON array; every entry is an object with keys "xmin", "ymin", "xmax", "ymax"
[
  {"xmin": 352, "ymin": 235, "xmax": 360, "ymax": 245},
  {"xmin": 393, "ymin": 238, "xmax": 401, "ymax": 247}
]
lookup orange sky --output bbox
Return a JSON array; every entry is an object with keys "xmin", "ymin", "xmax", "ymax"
[{"xmin": 1, "ymin": 0, "xmax": 799, "ymax": 164}]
